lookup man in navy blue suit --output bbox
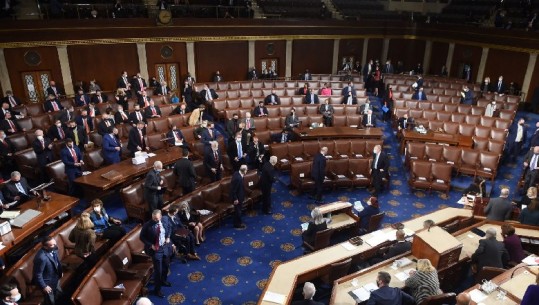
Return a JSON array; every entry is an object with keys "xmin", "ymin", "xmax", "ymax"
[
  {"xmin": 311, "ymin": 147, "xmax": 328, "ymax": 203},
  {"xmin": 371, "ymin": 145, "xmax": 389, "ymax": 196},
  {"xmin": 102, "ymin": 126, "xmax": 122, "ymax": 164},
  {"xmin": 33, "ymin": 236, "xmax": 63, "ymax": 305},
  {"xmin": 366, "ymin": 271, "xmax": 414, "ymax": 305},
  {"xmin": 60, "ymin": 138, "xmax": 83, "ymax": 195},
  {"xmin": 341, "ymin": 82, "xmax": 357, "ymax": 105},
  {"xmin": 230, "ymin": 165, "xmax": 247, "ymax": 229},
  {"xmin": 140, "ymin": 209, "xmax": 173, "ymax": 298},
  {"xmin": 412, "ymin": 87, "xmax": 427, "ymax": 101}
]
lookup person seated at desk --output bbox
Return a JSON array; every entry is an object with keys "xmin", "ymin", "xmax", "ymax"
[
  {"xmin": 357, "ymin": 196, "xmax": 380, "ymax": 232},
  {"xmin": 68, "ymin": 212, "xmax": 96, "ymax": 258},
  {"xmin": 404, "ymin": 259, "xmax": 442, "ymax": 305},
  {"xmin": 521, "ymin": 273, "xmax": 539, "ymax": 305},
  {"xmin": 519, "ymin": 198, "xmax": 539, "ymax": 226},
  {"xmin": 291, "ymin": 282, "xmax": 324, "ymax": 305},
  {"xmin": 166, "ymin": 125, "xmax": 189, "ymax": 149},
  {"xmin": 462, "ymin": 176, "xmax": 486, "ymax": 198},
  {"xmin": 272, "ymin": 128, "xmax": 295, "ymax": 143},
  {"xmin": 284, "ymin": 108, "xmax": 300, "ymax": 129},
  {"xmin": 370, "ymin": 229, "xmax": 411, "ymax": 265},
  {"xmin": 484, "ymin": 187, "xmax": 512, "ymax": 221},
  {"xmin": 3, "ymin": 171, "xmax": 34, "ymax": 204},
  {"xmin": 362, "ymin": 110, "xmax": 376, "ymax": 128},
  {"xmin": 367, "ymin": 271, "xmax": 414, "ymax": 305},
  {"xmin": 301, "ymin": 208, "xmax": 327, "ymax": 245},
  {"xmin": 471, "ymin": 228, "xmax": 509, "ymax": 274},
  {"xmin": 89, "ymin": 199, "xmax": 126, "ymax": 242},
  {"xmin": 500, "ymin": 223, "xmax": 526, "ymax": 265}
]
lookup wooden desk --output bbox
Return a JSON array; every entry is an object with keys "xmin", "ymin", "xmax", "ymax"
[
  {"xmin": 318, "ymin": 201, "xmax": 359, "ymax": 231},
  {"xmin": 258, "ymin": 208, "xmax": 472, "ymax": 305},
  {"xmin": 400, "ymin": 130, "xmax": 473, "ymax": 153},
  {"xmin": 293, "ymin": 127, "xmax": 383, "ymax": 141},
  {"xmin": 0, "ymin": 192, "xmax": 79, "ymax": 258},
  {"xmin": 75, "ymin": 146, "xmax": 183, "ymax": 195}
]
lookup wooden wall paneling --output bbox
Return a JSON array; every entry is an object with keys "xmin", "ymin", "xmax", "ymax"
[
  {"xmin": 4, "ymin": 47, "xmax": 62, "ymax": 101},
  {"xmin": 338, "ymin": 39, "xmax": 364, "ymax": 70},
  {"xmin": 365, "ymin": 38, "xmax": 383, "ymax": 64},
  {"xmin": 387, "ymin": 39, "xmax": 426, "ymax": 73},
  {"xmin": 255, "ymin": 40, "xmax": 286, "ymax": 78},
  {"xmin": 429, "ymin": 42, "xmax": 449, "ymax": 76},
  {"xmin": 145, "ymin": 42, "xmax": 188, "ymax": 90},
  {"xmin": 483, "ymin": 49, "xmax": 528, "ymax": 88},
  {"xmin": 67, "ymin": 44, "xmax": 139, "ymax": 92},
  {"xmin": 527, "ymin": 56, "xmax": 539, "ymax": 103},
  {"xmin": 450, "ymin": 44, "xmax": 482, "ymax": 80},
  {"xmin": 195, "ymin": 41, "xmax": 248, "ymax": 83},
  {"xmin": 291, "ymin": 39, "xmax": 334, "ymax": 76}
]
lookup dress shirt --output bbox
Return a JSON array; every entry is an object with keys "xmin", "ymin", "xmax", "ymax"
[{"xmin": 516, "ymin": 125, "xmax": 523, "ymax": 142}]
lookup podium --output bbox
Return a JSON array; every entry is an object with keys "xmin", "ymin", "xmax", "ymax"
[{"xmin": 411, "ymin": 226, "xmax": 462, "ymax": 269}]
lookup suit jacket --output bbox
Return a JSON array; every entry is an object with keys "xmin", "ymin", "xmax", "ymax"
[
  {"xmin": 311, "ymin": 153, "xmax": 326, "ymax": 181},
  {"xmin": 319, "ymin": 104, "xmax": 334, "ymax": 117},
  {"xmin": 507, "ymin": 123, "xmax": 527, "ymax": 146},
  {"xmin": 3, "ymin": 177, "xmax": 32, "ymax": 202},
  {"xmin": 117, "ymin": 76, "xmax": 131, "ymax": 89},
  {"xmin": 0, "ymin": 119, "xmax": 22, "ymax": 135},
  {"xmin": 0, "ymin": 138, "xmax": 14, "ymax": 158},
  {"xmin": 140, "ymin": 219, "xmax": 171, "ymax": 256},
  {"xmin": 264, "ymin": 94, "xmax": 281, "ymax": 105},
  {"xmin": 248, "ymin": 141, "xmax": 265, "ymax": 163},
  {"xmin": 291, "ymin": 300, "xmax": 324, "ymax": 305},
  {"xmin": 91, "ymin": 93, "xmax": 108, "ymax": 104},
  {"xmin": 137, "ymin": 95, "xmax": 151, "ymax": 108},
  {"xmin": 56, "ymin": 109, "xmax": 74, "ymax": 124},
  {"xmin": 230, "ymin": 171, "xmax": 245, "ymax": 203},
  {"xmin": 200, "ymin": 89, "xmax": 218, "ymax": 103},
  {"xmin": 75, "ymin": 115, "xmax": 94, "ymax": 132},
  {"xmin": 341, "ymin": 86, "xmax": 357, "ymax": 98},
  {"xmin": 32, "ymin": 137, "xmax": 54, "ymax": 166},
  {"xmin": 227, "ymin": 140, "xmax": 247, "ymax": 161},
  {"xmin": 226, "ymin": 119, "xmax": 240, "ymax": 138},
  {"xmin": 471, "ymin": 238, "xmax": 509, "ymax": 271},
  {"xmin": 495, "ymin": 81, "xmax": 506, "ymax": 94},
  {"xmin": 102, "ymin": 133, "xmax": 122, "ymax": 164},
  {"xmin": 484, "ymin": 197, "xmax": 512, "ymax": 221},
  {"xmin": 204, "ymin": 147, "xmax": 222, "ymax": 176},
  {"xmin": 128, "ymin": 110, "xmax": 147, "ymax": 125},
  {"xmin": 371, "ymin": 152, "xmax": 389, "ymax": 172},
  {"xmin": 144, "ymin": 105, "xmax": 162, "ymax": 119},
  {"xmin": 253, "ymin": 106, "xmax": 268, "ymax": 117},
  {"xmin": 174, "ymin": 158, "xmax": 197, "ymax": 188},
  {"xmin": 201, "ymin": 128, "xmax": 217, "ymax": 146},
  {"xmin": 131, "ymin": 77, "xmax": 147, "ymax": 93},
  {"xmin": 127, "ymin": 127, "xmax": 147, "ymax": 153},
  {"xmin": 75, "ymin": 94, "xmax": 91, "ymax": 107},
  {"xmin": 1, "ymin": 95, "xmax": 22, "ymax": 108},
  {"xmin": 383, "ymin": 241, "xmax": 412, "ymax": 260},
  {"xmin": 44, "ymin": 99, "xmax": 64, "ymax": 112},
  {"xmin": 46, "ymin": 86, "xmax": 64, "ymax": 97},
  {"xmin": 155, "ymin": 85, "xmax": 171, "ymax": 95},
  {"xmin": 60, "ymin": 145, "xmax": 83, "ymax": 174},
  {"xmin": 171, "ymin": 105, "xmax": 187, "ymax": 116},
  {"xmin": 366, "ymin": 286, "xmax": 414, "ymax": 305},
  {"xmin": 65, "ymin": 126, "xmax": 88, "ymax": 149},
  {"xmin": 359, "ymin": 103, "xmax": 376, "ymax": 114},
  {"xmin": 285, "ymin": 114, "xmax": 299, "ymax": 128},
  {"xmin": 481, "ymin": 82, "xmax": 492, "ymax": 93},
  {"xmin": 259, "ymin": 161, "xmax": 276, "ymax": 190},
  {"xmin": 97, "ymin": 119, "xmax": 115, "ymax": 135},
  {"xmin": 362, "ymin": 114, "xmax": 376, "ymax": 127},
  {"xmin": 241, "ymin": 117, "xmax": 255, "ymax": 131},
  {"xmin": 398, "ymin": 117, "xmax": 414, "ymax": 129},
  {"xmin": 47, "ymin": 125, "xmax": 67, "ymax": 141},
  {"xmin": 304, "ymin": 93, "xmax": 319, "ymax": 104},
  {"xmin": 412, "ymin": 91, "xmax": 428, "ymax": 100},
  {"xmin": 0, "ymin": 108, "xmax": 20, "ymax": 120},
  {"xmin": 112, "ymin": 111, "xmax": 128, "ymax": 124},
  {"xmin": 32, "ymin": 248, "xmax": 63, "ymax": 289}
]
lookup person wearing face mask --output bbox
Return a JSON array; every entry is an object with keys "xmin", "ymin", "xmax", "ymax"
[
  {"xmin": 506, "ymin": 118, "xmax": 527, "ymax": 163},
  {"xmin": 0, "ymin": 283, "xmax": 22, "ymax": 305},
  {"xmin": 32, "ymin": 129, "xmax": 54, "ymax": 180},
  {"xmin": 3, "ymin": 171, "xmax": 33, "ymax": 204},
  {"xmin": 128, "ymin": 105, "xmax": 147, "ymax": 126},
  {"xmin": 366, "ymin": 271, "xmax": 414, "ymax": 305},
  {"xmin": 102, "ymin": 127, "xmax": 122, "ymax": 164},
  {"xmin": 65, "ymin": 120, "xmax": 88, "ymax": 152},
  {"xmin": 128, "ymin": 121, "xmax": 149, "ymax": 156},
  {"xmin": 166, "ymin": 125, "xmax": 189, "ymax": 148},
  {"xmin": 370, "ymin": 145, "xmax": 389, "ymax": 196},
  {"xmin": 460, "ymin": 85, "xmax": 474, "ymax": 105},
  {"xmin": 284, "ymin": 109, "xmax": 300, "ymax": 128},
  {"xmin": 32, "ymin": 236, "xmax": 63, "ymax": 305},
  {"xmin": 47, "ymin": 119, "xmax": 67, "ymax": 141},
  {"xmin": 89, "ymin": 199, "xmax": 125, "ymax": 242},
  {"xmin": 75, "ymin": 109, "xmax": 94, "ymax": 134},
  {"xmin": 0, "ymin": 130, "xmax": 15, "ymax": 180},
  {"xmin": 0, "ymin": 112, "xmax": 24, "ymax": 135},
  {"xmin": 144, "ymin": 161, "xmax": 165, "ymax": 212},
  {"xmin": 227, "ymin": 132, "xmax": 247, "ymax": 170},
  {"xmin": 60, "ymin": 138, "xmax": 84, "ymax": 196},
  {"xmin": 114, "ymin": 105, "xmax": 129, "ymax": 124},
  {"xmin": 57, "ymin": 106, "xmax": 74, "ymax": 126},
  {"xmin": 68, "ymin": 212, "xmax": 96, "ymax": 258},
  {"xmin": 485, "ymin": 100, "xmax": 497, "ymax": 117}
]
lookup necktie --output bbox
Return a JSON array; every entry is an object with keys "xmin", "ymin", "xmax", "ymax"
[
  {"xmin": 8, "ymin": 120, "xmax": 16, "ymax": 132},
  {"xmin": 403, "ymin": 120, "xmax": 407, "ymax": 128},
  {"xmin": 498, "ymin": 82, "xmax": 501, "ymax": 91},
  {"xmin": 52, "ymin": 101, "xmax": 59, "ymax": 111},
  {"xmin": 368, "ymin": 116, "xmax": 371, "ymax": 125},
  {"xmin": 214, "ymin": 151, "xmax": 218, "ymax": 162},
  {"xmin": 144, "ymin": 98, "xmax": 149, "ymax": 108},
  {"xmin": 532, "ymin": 155, "xmax": 538, "ymax": 170},
  {"xmin": 84, "ymin": 119, "xmax": 89, "ymax": 133},
  {"xmin": 154, "ymin": 223, "xmax": 161, "ymax": 249},
  {"xmin": 90, "ymin": 109, "xmax": 94, "ymax": 117},
  {"xmin": 40, "ymin": 139, "xmax": 45, "ymax": 149},
  {"xmin": 139, "ymin": 79, "xmax": 143, "ymax": 90},
  {"xmin": 282, "ymin": 134, "xmax": 286, "ymax": 143},
  {"xmin": 310, "ymin": 95, "xmax": 314, "ymax": 104},
  {"xmin": 137, "ymin": 112, "xmax": 142, "ymax": 122},
  {"xmin": 121, "ymin": 111, "xmax": 127, "ymax": 120},
  {"xmin": 123, "ymin": 77, "xmax": 128, "ymax": 86},
  {"xmin": 138, "ymin": 130, "xmax": 143, "ymax": 145},
  {"xmin": 246, "ymin": 119, "xmax": 251, "ymax": 129},
  {"xmin": 374, "ymin": 153, "xmax": 379, "ymax": 169},
  {"xmin": 206, "ymin": 91, "xmax": 211, "ymax": 101},
  {"xmin": 260, "ymin": 108, "xmax": 263, "ymax": 115},
  {"xmin": 98, "ymin": 96, "xmax": 102, "ymax": 103},
  {"xmin": 67, "ymin": 111, "xmax": 71, "ymax": 121},
  {"xmin": 16, "ymin": 182, "xmax": 26, "ymax": 195},
  {"xmin": 105, "ymin": 120, "xmax": 110, "ymax": 127},
  {"xmin": 162, "ymin": 86, "xmax": 166, "ymax": 94},
  {"xmin": 70, "ymin": 148, "xmax": 78, "ymax": 162},
  {"xmin": 9, "ymin": 96, "xmax": 16, "ymax": 107},
  {"xmin": 74, "ymin": 129, "xmax": 79, "ymax": 145},
  {"xmin": 151, "ymin": 107, "xmax": 156, "ymax": 115},
  {"xmin": 237, "ymin": 142, "xmax": 242, "ymax": 159},
  {"xmin": 325, "ymin": 105, "xmax": 328, "ymax": 111},
  {"xmin": 209, "ymin": 129, "xmax": 213, "ymax": 138},
  {"xmin": 59, "ymin": 127, "xmax": 65, "ymax": 139}
]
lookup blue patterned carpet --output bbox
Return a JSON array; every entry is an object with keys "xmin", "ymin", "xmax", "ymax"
[{"xmin": 102, "ymin": 99, "xmax": 536, "ymax": 305}]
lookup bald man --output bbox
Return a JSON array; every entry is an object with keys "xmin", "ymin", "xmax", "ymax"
[{"xmin": 456, "ymin": 292, "xmax": 471, "ymax": 305}]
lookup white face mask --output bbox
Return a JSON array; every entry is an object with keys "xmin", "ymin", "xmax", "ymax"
[
  {"xmin": 37, "ymin": 135, "xmax": 44, "ymax": 140},
  {"xmin": 56, "ymin": 123, "xmax": 62, "ymax": 127},
  {"xmin": 7, "ymin": 293, "xmax": 21, "ymax": 304},
  {"xmin": 93, "ymin": 207, "xmax": 101, "ymax": 213}
]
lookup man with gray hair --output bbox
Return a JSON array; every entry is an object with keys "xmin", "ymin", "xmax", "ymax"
[
  {"xmin": 260, "ymin": 156, "xmax": 278, "ymax": 215},
  {"xmin": 471, "ymin": 227, "xmax": 509, "ymax": 273},
  {"xmin": 135, "ymin": 297, "xmax": 153, "ymax": 305},
  {"xmin": 456, "ymin": 292, "xmax": 471, "ymax": 305},
  {"xmin": 484, "ymin": 187, "xmax": 512, "ymax": 221},
  {"xmin": 230, "ymin": 164, "xmax": 248, "ymax": 228},
  {"xmin": 144, "ymin": 161, "xmax": 164, "ymax": 211},
  {"xmin": 291, "ymin": 282, "xmax": 324, "ymax": 305},
  {"xmin": 311, "ymin": 147, "xmax": 328, "ymax": 203}
]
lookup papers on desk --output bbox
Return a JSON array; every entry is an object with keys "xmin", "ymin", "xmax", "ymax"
[
  {"xmin": 197, "ymin": 209, "xmax": 212, "ymax": 216},
  {"xmin": 262, "ymin": 291, "xmax": 286, "ymax": 304},
  {"xmin": 355, "ymin": 154, "xmax": 363, "ymax": 158},
  {"xmin": 457, "ymin": 196, "xmax": 474, "ymax": 206},
  {"xmin": 82, "ymin": 171, "xmax": 92, "ymax": 176},
  {"xmin": 294, "ymin": 157, "xmax": 304, "ymax": 161},
  {"xmin": 341, "ymin": 241, "xmax": 355, "ymax": 251},
  {"xmin": 301, "ymin": 222, "xmax": 309, "ymax": 232},
  {"xmin": 340, "ymin": 155, "xmax": 348, "ymax": 158},
  {"xmin": 350, "ymin": 287, "xmax": 370, "ymax": 302},
  {"xmin": 147, "ymin": 153, "xmax": 157, "ymax": 157},
  {"xmin": 522, "ymin": 254, "xmax": 539, "ymax": 265},
  {"xmin": 365, "ymin": 230, "xmax": 388, "ymax": 247},
  {"xmin": 337, "ymin": 174, "xmax": 346, "ymax": 179},
  {"xmin": 469, "ymin": 289, "xmax": 488, "ymax": 303},
  {"xmin": 0, "ymin": 210, "xmax": 20, "ymax": 219},
  {"xmin": 326, "ymin": 155, "xmax": 333, "ymax": 159},
  {"xmin": 280, "ymin": 159, "xmax": 289, "ymax": 163},
  {"xmin": 394, "ymin": 271, "xmax": 410, "ymax": 282},
  {"xmin": 356, "ymin": 174, "xmax": 366, "ymax": 179}
]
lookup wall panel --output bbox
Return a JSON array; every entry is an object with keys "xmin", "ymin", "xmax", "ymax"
[
  {"xmin": 365, "ymin": 38, "xmax": 383, "ymax": 64},
  {"xmin": 291, "ymin": 40, "xmax": 333, "ymax": 76},
  {"xmin": 338, "ymin": 39, "xmax": 364, "ymax": 70},
  {"xmin": 195, "ymin": 41, "xmax": 248, "ymax": 83},
  {"xmin": 145, "ymin": 42, "xmax": 188, "ymax": 87},
  {"xmin": 387, "ymin": 39, "xmax": 426, "ymax": 72},
  {"xmin": 4, "ymin": 47, "xmax": 62, "ymax": 100},
  {"xmin": 450, "ymin": 44, "xmax": 482, "ymax": 80},
  {"xmin": 68, "ymin": 44, "xmax": 139, "ymax": 92},
  {"xmin": 429, "ymin": 41, "xmax": 449, "ymax": 75},
  {"xmin": 483, "ymin": 49, "xmax": 528, "ymax": 88},
  {"xmin": 255, "ymin": 40, "xmax": 286, "ymax": 78}
]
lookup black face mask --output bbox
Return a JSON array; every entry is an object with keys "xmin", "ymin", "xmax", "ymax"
[
  {"xmin": 70, "ymin": 126, "xmax": 76, "ymax": 130},
  {"xmin": 45, "ymin": 245, "xmax": 58, "ymax": 252}
]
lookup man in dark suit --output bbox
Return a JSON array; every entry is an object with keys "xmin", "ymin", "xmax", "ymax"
[
  {"xmin": 247, "ymin": 135, "xmax": 265, "ymax": 170},
  {"xmin": 371, "ymin": 145, "xmax": 389, "ymax": 196},
  {"xmin": 3, "ymin": 171, "xmax": 33, "ymax": 203},
  {"xmin": 182, "ymin": 81, "xmax": 196, "ymax": 112},
  {"xmin": 173, "ymin": 149, "xmax": 197, "ymax": 195},
  {"xmin": 56, "ymin": 106, "xmax": 74, "ymax": 126},
  {"xmin": 264, "ymin": 89, "xmax": 280, "ymax": 105},
  {"xmin": 200, "ymin": 122, "xmax": 217, "ymax": 147},
  {"xmin": 184, "ymin": 72, "xmax": 195, "ymax": 86},
  {"xmin": 65, "ymin": 120, "xmax": 88, "ymax": 151},
  {"xmin": 253, "ymin": 101, "xmax": 268, "ymax": 117},
  {"xmin": 301, "ymin": 69, "xmax": 312, "ymax": 81},
  {"xmin": 212, "ymin": 70, "xmax": 223, "ymax": 82},
  {"xmin": 47, "ymin": 119, "xmax": 67, "ymax": 141},
  {"xmin": 102, "ymin": 127, "xmax": 122, "ymax": 164},
  {"xmin": 0, "ymin": 102, "xmax": 22, "ymax": 120},
  {"xmin": 495, "ymin": 75, "xmax": 506, "ymax": 94},
  {"xmin": 74, "ymin": 89, "xmax": 90, "ymax": 107},
  {"xmin": 506, "ymin": 118, "xmax": 527, "ymax": 163},
  {"xmin": 311, "ymin": 147, "xmax": 327, "ymax": 203},
  {"xmin": 144, "ymin": 100, "xmax": 162, "ymax": 119},
  {"xmin": 155, "ymin": 81, "xmax": 171, "ymax": 96},
  {"xmin": 304, "ymin": 89, "xmax": 319, "ymax": 104},
  {"xmin": 0, "ymin": 112, "xmax": 24, "ymax": 135},
  {"xmin": 523, "ymin": 146, "xmax": 539, "ymax": 191},
  {"xmin": 319, "ymin": 99, "xmax": 334, "ymax": 127},
  {"xmin": 366, "ymin": 271, "xmax": 414, "ymax": 305},
  {"xmin": 32, "ymin": 236, "xmax": 64, "ymax": 305},
  {"xmin": 144, "ymin": 161, "xmax": 164, "ymax": 211},
  {"xmin": 128, "ymin": 121, "xmax": 149, "ymax": 156},
  {"xmin": 96, "ymin": 113, "xmax": 115, "ymax": 136},
  {"xmin": 471, "ymin": 228, "xmax": 509, "ymax": 272},
  {"xmin": 75, "ymin": 109, "xmax": 94, "ymax": 134},
  {"xmin": 291, "ymin": 282, "xmax": 324, "ymax": 305},
  {"xmin": 397, "ymin": 113, "xmax": 414, "ymax": 131},
  {"xmin": 45, "ymin": 80, "xmax": 64, "ymax": 98},
  {"xmin": 129, "ymin": 105, "xmax": 147, "ymax": 126},
  {"xmin": 1, "ymin": 90, "xmax": 22, "ymax": 108},
  {"xmin": 226, "ymin": 113, "xmax": 240, "ymax": 141},
  {"xmin": 370, "ymin": 230, "xmax": 411, "ymax": 265},
  {"xmin": 362, "ymin": 110, "xmax": 376, "ymax": 128},
  {"xmin": 228, "ymin": 132, "xmax": 247, "ymax": 170},
  {"xmin": 114, "ymin": 105, "xmax": 130, "ymax": 124},
  {"xmin": 204, "ymin": 141, "xmax": 223, "ymax": 182},
  {"xmin": 131, "ymin": 73, "xmax": 147, "ymax": 97},
  {"xmin": 91, "ymin": 90, "xmax": 108, "ymax": 104},
  {"xmin": 484, "ymin": 188, "xmax": 512, "ymax": 221},
  {"xmin": 260, "ymin": 156, "xmax": 277, "ymax": 214},
  {"xmin": 0, "ymin": 130, "xmax": 15, "ymax": 180},
  {"xmin": 86, "ymin": 103, "xmax": 100, "ymax": 118},
  {"xmin": 0, "ymin": 282, "xmax": 22, "ymax": 304},
  {"xmin": 247, "ymin": 67, "xmax": 258, "ymax": 80},
  {"xmin": 171, "ymin": 103, "xmax": 188, "ymax": 116},
  {"xmin": 32, "ymin": 129, "xmax": 54, "ymax": 173},
  {"xmin": 284, "ymin": 109, "xmax": 300, "ymax": 129},
  {"xmin": 117, "ymin": 71, "xmax": 132, "ymax": 97},
  {"xmin": 412, "ymin": 87, "xmax": 427, "ymax": 100},
  {"xmin": 341, "ymin": 82, "xmax": 357, "ymax": 105},
  {"xmin": 139, "ymin": 209, "xmax": 173, "ymax": 298},
  {"xmin": 166, "ymin": 125, "xmax": 188, "ymax": 148},
  {"xmin": 199, "ymin": 84, "xmax": 218, "ymax": 105},
  {"xmin": 137, "ymin": 91, "xmax": 151, "ymax": 108},
  {"xmin": 44, "ymin": 95, "xmax": 63, "ymax": 113},
  {"xmin": 230, "ymin": 165, "xmax": 248, "ymax": 229},
  {"xmin": 60, "ymin": 138, "xmax": 83, "ymax": 195}
]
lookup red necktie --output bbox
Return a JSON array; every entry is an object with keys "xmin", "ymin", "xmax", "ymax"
[
  {"xmin": 9, "ymin": 96, "xmax": 16, "ymax": 107},
  {"xmin": 98, "ymin": 96, "xmax": 102, "ymax": 103},
  {"xmin": 52, "ymin": 102, "xmax": 59, "ymax": 111},
  {"xmin": 41, "ymin": 139, "xmax": 45, "ymax": 149},
  {"xmin": 139, "ymin": 130, "xmax": 143, "ymax": 145},
  {"xmin": 84, "ymin": 119, "xmax": 89, "ymax": 133},
  {"xmin": 70, "ymin": 148, "xmax": 78, "ymax": 162},
  {"xmin": 137, "ymin": 112, "xmax": 142, "ymax": 122},
  {"xmin": 214, "ymin": 151, "xmax": 218, "ymax": 162},
  {"xmin": 151, "ymin": 107, "xmax": 156, "ymax": 115},
  {"xmin": 246, "ymin": 120, "xmax": 251, "ymax": 129},
  {"xmin": 59, "ymin": 127, "xmax": 65, "ymax": 139},
  {"xmin": 8, "ymin": 120, "xmax": 16, "ymax": 132},
  {"xmin": 90, "ymin": 109, "xmax": 94, "ymax": 117}
]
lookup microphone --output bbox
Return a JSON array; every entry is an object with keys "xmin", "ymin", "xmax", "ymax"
[{"xmin": 510, "ymin": 264, "xmax": 529, "ymax": 279}]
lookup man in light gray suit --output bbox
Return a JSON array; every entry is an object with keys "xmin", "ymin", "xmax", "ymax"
[{"xmin": 484, "ymin": 188, "xmax": 513, "ymax": 221}]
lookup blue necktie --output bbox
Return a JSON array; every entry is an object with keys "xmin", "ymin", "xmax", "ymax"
[{"xmin": 237, "ymin": 142, "xmax": 242, "ymax": 159}]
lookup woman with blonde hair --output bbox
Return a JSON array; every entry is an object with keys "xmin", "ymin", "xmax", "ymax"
[
  {"xmin": 115, "ymin": 88, "xmax": 128, "ymax": 110},
  {"xmin": 69, "ymin": 212, "xmax": 96, "ymax": 258},
  {"xmin": 178, "ymin": 201, "xmax": 205, "ymax": 245},
  {"xmin": 405, "ymin": 258, "xmax": 442, "ymax": 304},
  {"xmin": 301, "ymin": 208, "xmax": 328, "ymax": 245}
]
